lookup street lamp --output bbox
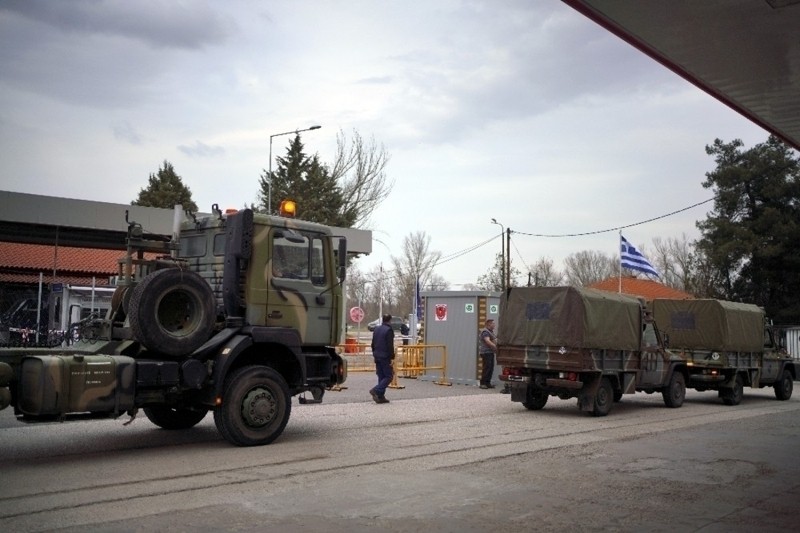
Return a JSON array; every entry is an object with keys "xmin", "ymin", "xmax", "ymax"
[
  {"xmin": 268, "ymin": 125, "xmax": 322, "ymax": 214},
  {"xmin": 491, "ymin": 218, "xmax": 505, "ymax": 292}
]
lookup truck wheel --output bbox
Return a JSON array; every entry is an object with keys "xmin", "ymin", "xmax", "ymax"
[
  {"xmin": 214, "ymin": 365, "xmax": 291, "ymax": 446},
  {"xmin": 144, "ymin": 406, "xmax": 209, "ymax": 429},
  {"xmin": 662, "ymin": 371, "xmax": 686, "ymax": 408},
  {"xmin": 522, "ymin": 388, "xmax": 548, "ymax": 410},
  {"xmin": 721, "ymin": 375, "xmax": 744, "ymax": 406},
  {"xmin": 774, "ymin": 370, "xmax": 793, "ymax": 401},
  {"xmin": 591, "ymin": 377, "xmax": 613, "ymax": 417},
  {"xmin": 129, "ymin": 268, "xmax": 216, "ymax": 357}
]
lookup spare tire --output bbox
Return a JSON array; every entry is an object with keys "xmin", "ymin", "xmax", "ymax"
[{"xmin": 129, "ymin": 268, "xmax": 216, "ymax": 356}]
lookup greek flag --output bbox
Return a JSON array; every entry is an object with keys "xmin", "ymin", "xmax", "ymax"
[{"xmin": 620, "ymin": 235, "xmax": 659, "ymax": 277}]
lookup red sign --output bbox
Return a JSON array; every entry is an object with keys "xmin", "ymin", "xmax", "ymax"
[
  {"xmin": 435, "ymin": 304, "xmax": 448, "ymax": 321},
  {"xmin": 349, "ymin": 306, "xmax": 365, "ymax": 323}
]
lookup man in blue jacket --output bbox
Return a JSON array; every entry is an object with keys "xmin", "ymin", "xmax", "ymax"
[{"xmin": 370, "ymin": 314, "xmax": 395, "ymax": 404}]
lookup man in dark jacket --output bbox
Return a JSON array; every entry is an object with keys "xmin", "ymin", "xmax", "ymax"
[
  {"xmin": 478, "ymin": 318, "xmax": 497, "ymax": 389},
  {"xmin": 370, "ymin": 314, "xmax": 395, "ymax": 403}
]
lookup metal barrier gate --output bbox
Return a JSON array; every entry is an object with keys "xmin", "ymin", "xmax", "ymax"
[{"xmin": 337, "ymin": 342, "xmax": 451, "ymax": 388}]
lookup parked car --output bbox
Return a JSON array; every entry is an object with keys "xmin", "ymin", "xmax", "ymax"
[{"xmin": 366, "ymin": 316, "xmax": 404, "ymax": 332}]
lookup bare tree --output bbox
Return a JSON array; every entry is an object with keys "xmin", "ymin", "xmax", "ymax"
[
  {"xmin": 476, "ymin": 252, "xmax": 523, "ymax": 290},
  {"xmin": 330, "ymin": 129, "xmax": 394, "ymax": 229},
  {"xmin": 426, "ymin": 273, "xmax": 451, "ymax": 292},
  {"xmin": 564, "ymin": 250, "xmax": 617, "ymax": 286},
  {"xmin": 344, "ymin": 262, "xmax": 399, "ymax": 322},
  {"xmin": 651, "ymin": 234, "xmax": 696, "ymax": 292},
  {"xmin": 390, "ymin": 231, "xmax": 445, "ymax": 315},
  {"xmin": 345, "ymin": 265, "xmax": 370, "ymax": 323},
  {"xmin": 687, "ymin": 247, "xmax": 718, "ymax": 298},
  {"xmin": 528, "ymin": 256, "xmax": 564, "ymax": 287}
]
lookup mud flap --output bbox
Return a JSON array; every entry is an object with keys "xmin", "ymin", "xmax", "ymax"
[
  {"xmin": 510, "ymin": 383, "xmax": 529, "ymax": 403},
  {"xmin": 578, "ymin": 374, "xmax": 601, "ymax": 412}
]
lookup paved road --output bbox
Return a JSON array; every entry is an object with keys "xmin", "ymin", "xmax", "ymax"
[{"xmin": 1, "ymin": 374, "xmax": 799, "ymax": 532}]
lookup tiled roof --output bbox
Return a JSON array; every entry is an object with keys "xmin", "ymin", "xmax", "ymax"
[
  {"xmin": 589, "ymin": 276, "xmax": 694, "ymax": 301},
  {"xmin": 0, "ymin": 242, "xmax": 124, "ymax": 275},
  {"xmin": 0, "ymin": 272, "xmax": 113, "ymax": 285}
]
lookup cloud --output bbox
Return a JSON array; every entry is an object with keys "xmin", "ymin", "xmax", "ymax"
[
  {"xmin": 178, "ymin": 141, "xmax": 226, "ymax": 158},
  {"xmin": 325, "ymin": 1, "xmax": 681, "ymax": 151},
  {"xmin": 112, "ymin": 121, "xmax": 142, "ymax": 145},
  {"xmin": 1, "ymin": 0, "xmax": 234, "ymax": 49},
  {"xmin": 0, "ymin": 0, "xmax": 237, "ymax": 109}
]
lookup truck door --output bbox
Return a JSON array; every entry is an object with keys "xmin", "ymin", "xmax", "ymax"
[
  {"xmin": 639, "ymin": 321, "xmax": 669, "ymax": 386},
  {"xmin": 266, "ymin": 229, "xmax": 334, "ymax": 345}
]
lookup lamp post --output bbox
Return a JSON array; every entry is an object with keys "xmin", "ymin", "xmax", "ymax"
[
  {"xmin": 491, "ymin": 218, "xmax": 505, "ymax": 292},
  {"xmin": 268, "ymin": 125, "xmax": 322, "ymax": 214}
]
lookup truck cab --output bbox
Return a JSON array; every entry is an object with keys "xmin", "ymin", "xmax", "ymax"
[{"xmin": 0, "ymin": 203, "xmax": 349, "ymax": 446}]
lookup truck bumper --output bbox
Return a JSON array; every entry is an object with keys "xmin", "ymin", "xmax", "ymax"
[
  {"xmin": 688, "ymin": 374, "xmax": 726, "ymax": 384},
  {"xmin": 545, "ymin": 378, "xmax": 584, "ymax": 390}
]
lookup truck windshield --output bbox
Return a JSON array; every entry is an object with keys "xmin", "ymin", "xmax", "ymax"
[{"xmin": 273, "ymin": 232, "xmax": 327, "ymax": 286}]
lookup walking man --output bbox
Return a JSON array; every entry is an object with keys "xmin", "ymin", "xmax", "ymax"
[
  {"xmin": 370, "ymin": 314, "xmax": 395, "ymax": 403},
  {"xmin": 478, "ymin": 318, "xmax": 497, "ymax": 389}
]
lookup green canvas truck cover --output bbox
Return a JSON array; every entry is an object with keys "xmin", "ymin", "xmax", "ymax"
[
  {"xmin": 651, "ymin": 298, "xmax": 764, "ymax": 352},
  {"xmin": 499, "ymin": 286, "xmax": 642, "ymax": 351}
]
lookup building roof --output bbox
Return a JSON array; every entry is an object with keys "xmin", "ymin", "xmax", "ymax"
[
  {"xmin": 0, "ymin": 241, "xmax": 129, "ymax": 286},
  {"xmin": 0, "ymin": 241, "xmax": 123, "ymax": 274},
  {"xmin": 0, "ymin": 272, "xmax": 113, "ymax": 286},
  {"xmin": 589, "ymin": 276, "xmax": 694, "ymax": 301}
]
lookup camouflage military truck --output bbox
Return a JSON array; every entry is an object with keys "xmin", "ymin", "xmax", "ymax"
[
  {"xmin": 496, "ymin": 286, "xmax": 687, "ymax": 416},
  {"xmin": 0, "ymin": 203, "xmax": 348, "ymax": 446},
  {"xmin": 651, "ymin": 298, "xmax": 795, "ymax": 405}
]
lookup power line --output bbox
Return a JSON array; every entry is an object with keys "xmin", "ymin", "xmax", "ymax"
[
  {"xmin": 365, "ymin": 235, "xmax": 497, "ymax": 285},
  {"xmin": 359, "ymin": 196, "xmax": 716, "ymax": 285},
  {"xmin": 513, "ymin": 197, "xmax": 715, "ymax": 238},
  {"xmin": 434, "ymin": 235, "xmax": 496, "ymax": 266}
]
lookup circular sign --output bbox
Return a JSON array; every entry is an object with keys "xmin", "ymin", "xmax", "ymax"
[{"xmin": 349, "ymin": 306, "xmax": 365, "ymax": 323}]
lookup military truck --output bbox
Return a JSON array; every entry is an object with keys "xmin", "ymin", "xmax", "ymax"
[
  {"xmin": 651, "ymin": 298, "xmax": 795, "ymax": 405},
  {"xmin": 497, "ymin": 286, "xmax": 686, "ymax": 416},
  {"xmin": 0, "ymin": 202, "xmax": 348, "ymax": 446}
]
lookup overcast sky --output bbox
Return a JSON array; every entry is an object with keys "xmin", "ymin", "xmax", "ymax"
[{"xmin": 0, "ymin": 0, "xmax": 770, "ymax": 287}]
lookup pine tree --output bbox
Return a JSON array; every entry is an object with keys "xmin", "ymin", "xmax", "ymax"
[
  {"xmin": 697, "ymin": 136, "xmax": 800, "ymax": 322},
  {"xmin": 258, "ymin": 135, "xmax": 354, "ymax": 226},
  {"xmin": 132, "ymin": 160, "xmax": 198, "ymax": 212}
]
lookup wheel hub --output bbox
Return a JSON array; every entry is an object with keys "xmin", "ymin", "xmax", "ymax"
[
  {"xmin": 157, "ymin": 291, "xmax": 197, "ymax": 336},
  {"xmin": 241, "ymin": 387, "xmax": 276, "ymax": 428}
]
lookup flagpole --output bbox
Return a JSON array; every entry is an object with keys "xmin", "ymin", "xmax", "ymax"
[{"xmin": 618, "ymin": 231, "xmax": 622, "ymax": 293}]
